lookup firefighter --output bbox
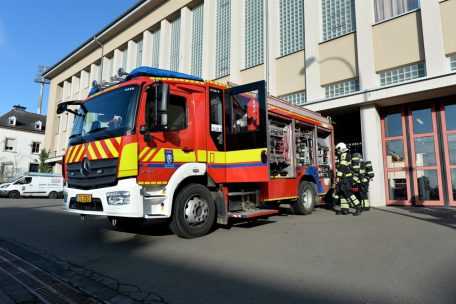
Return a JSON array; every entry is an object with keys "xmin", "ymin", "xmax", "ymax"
[
  {"xmin": 359, "ymin": 158, "xmax": 375, "ymax": 210},
  {"xmin": 335, "ymin": 142, "xmax": 362, "ymax": 216}
]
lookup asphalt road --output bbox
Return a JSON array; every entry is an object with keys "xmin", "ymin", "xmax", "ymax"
[{"xmin": 0, "ymin": 198, "xmax": 455, "ymax": 304}]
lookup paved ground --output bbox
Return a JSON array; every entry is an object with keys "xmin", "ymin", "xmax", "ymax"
[{"xmin": 0, "ymin": 198, "xmax": 455, "ymax": 304}]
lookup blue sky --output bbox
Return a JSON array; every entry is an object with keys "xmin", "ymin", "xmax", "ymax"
[{"xmin": 0, "ymin": 0, "xmax": 138, "ymax": 116}]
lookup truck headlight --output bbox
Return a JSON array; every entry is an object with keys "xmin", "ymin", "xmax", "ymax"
[{"xmin": 106, "ymin": 191, "xmax": 130, "ymax": 205}]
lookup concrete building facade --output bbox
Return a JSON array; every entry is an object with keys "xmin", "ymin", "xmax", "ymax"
[
  {"xmin": 43, "ymin": 0, "xmax": 456, "ymax": 207},
  {"xmin": 0, "ymin": 106, "xmax": 46, "ymax": 182}
]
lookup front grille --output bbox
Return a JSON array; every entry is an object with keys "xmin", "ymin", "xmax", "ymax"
[
  {"xmin": 67, "ymin": 158, "xmax": 118, "ymax": 190},
  {"xmin": 69, "ymin": 197, "xmax": 103, "ymax": 211}
]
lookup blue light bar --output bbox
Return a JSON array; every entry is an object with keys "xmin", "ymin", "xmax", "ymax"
[{"xmin": 127, "ymin": 66, "xmax": 204, "ymax": 82}]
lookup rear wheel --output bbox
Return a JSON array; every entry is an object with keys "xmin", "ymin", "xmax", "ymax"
[
  {"xmin": 292, "ymin": 181, "xmax": 316, "ymax": 215},
  {"xmin": 9, "ymin": 191, "xmax": 20, "ymax": 199},
  {"xmin": 48, "ymin": 191, "xmax": 58, "ymax": 199},
  {"xmin": 169, "ymin": 184, "xmax": 216, "ymax": 238}
]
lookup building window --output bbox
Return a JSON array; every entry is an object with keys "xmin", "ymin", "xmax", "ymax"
[
  {"xmin": 136, "ymin": 39, "xmax": 143, "ymax": 68},
  {"xmin": 321, "ymin": 0, "xmax": 356, "ymax": 41},
  {"xmin": 280, "ymin": 91, "xmax": 306, "ymax": 106},
  {"xmin": 379, "ymin": 63, "xmax": 426, "ymax": 86},
  {"xmin": 191, "ymin": 4, "xmax": 204, "ymax": 77},
  {"xmin": 170, "ymin": 17, "xmax": 181, "ymax": 71},
  {"xmin": 216, "ymin": 0, "xmax": 231, "ymax": 78},
  {"xmin": 280, "ymin": 0, "xmax": 304, "ymax": 57},
  {"xmin": 29, "ymin": 163, "xmax": 39, "ymax": 173},
  {"xmin": 450, "ymin": 55, "xmax": 456, "ymax": 71},
  {"xmin": 151, "ymin": 29, "xmax": 160, "ymax": 68},
  {"xmin": 245, "ymin": 0, "xmax": 264, "ymax": 69},
  {"xmin": 374, "ymin": 0, "xmax": 420, "ymax": 23},
  {"xmin": 35, "ymin": 121, "xmax": 42, "ymax": 130},
  {"xmin": 324, "ymin": 78, "xmax": 359, "ymax": 98},
  {"xmin": 4, "ymin": 138, "xmax": 16, "ymax": 152},
  {"xmin": 32, "ymin": 142, "xmax": 40, "ymax": 154},
  {"xmin": 8, "ymin": 116, "xmax": 16, "ymax": 126}
]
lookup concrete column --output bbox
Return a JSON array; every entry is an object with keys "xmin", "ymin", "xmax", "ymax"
[
  {"xmin": 71, "ymin": 75, "xmax": 79, "ymax": 98},
  {"xmin": 420, "ymin": 0, "xmax": 448, "ymax": 75},
  {"xmin": 266, "ymin": 0, "xmax": 279, "ymax": 96},
  {"xmin": 230, "ymin": 0, "xmax": 242, "ymax": 84},
  {"xmin": 101, "ymin": 57, "xmax": 111, "ymax": 81},
  {"xmin": 303, "ymin": 0, "xmax": 324, "ymax": 101},
  {"xmin": 63, "ymin": 81, "xmax": 71, "ymax": 102},
  {"xmin": 354, "ymin": 0, "xmax": 377, "ymax": 90},
  {"xmin": 142, "ymin": 30, "xmax": 153, "ymax": 67},
  {"xmin": 79, "ymin": 70, "xmax": 89, "ymax": 99},
  {"xmin": 89, "ymin": 63, "xmax": 99, "ymax": 85},
  {"xmin": 202, "ymin": 0, "xmax": 216, "ymax": 80},
  {"xmin": 159, "ymin": 19, "xmax": 171, "ymax": 69},
  {"xmin": 113, "ymin": 49, "xmax": 123, "ymax": 77},
  {"xmin": 127, "ymin": 40, "xmax": 137, "ymax": 72},
  {"xmin": 360, "ymin": 105, "xmax": 386, "ymax": 206},
  {"xmin": 180, "ymin": 7, "xmax": 192, "ymax": 74}
]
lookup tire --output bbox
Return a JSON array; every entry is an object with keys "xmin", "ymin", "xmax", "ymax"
[
  {"xmin": 169, "ymin": 184, "xmax": 216, "ymax": 239},
  {"xmin": 292, "ymin": 181, "xmax": 316, "ymax": 215},
  {"xmin": 9, "ymin": 191, "xmax": 20, "ymax": 199},
  {"xmin": 48, "ymin": 191, "xmax": 58, "ymax": 199}
]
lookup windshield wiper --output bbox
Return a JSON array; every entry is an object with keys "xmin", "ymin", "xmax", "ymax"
[
  {"xmin": 87, "ymin": 127, "xmax": 108, "ymax": 134},
  {"xmin": 69, "ymin": 133, "xmax": 84, "ymax": 143}
]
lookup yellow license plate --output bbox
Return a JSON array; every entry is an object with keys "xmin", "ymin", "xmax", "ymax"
[{"xmin": 77, "ymin": 194, "xmax": 92, "ymax": 203}]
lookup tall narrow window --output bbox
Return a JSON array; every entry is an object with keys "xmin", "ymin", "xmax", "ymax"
[
  {"xmin": 216, "ymin": 0, "xmax": 231, "ymax": 78},
  {"xmin": 280, "ymin": 0, "xmax": 304, "ymax": 57},
  {"xmin": 151, "ymin": 29, "xmax": 160, "ymax": 68},
  {"xmin": 136, "ymin": 39, "xmax": 143, "ymax": 68},
  {"xmin": 170, "ymin": 17, "xmax": 181, "ymax": 71},
  {"xmin": 374, "ymin": 0, "xmax": 420, "ymax": 23},
  {"xmin": 191, "ymin": 4, "xmax": 204, "ymax": 77},
  {"xmin": 245, "ymin": 0, "xmax": 263, "ymax": 68},
  {"xmin": 32, "ymin": 142, "xmax": 40, "ymax": 154},
  {"xmin": 321, "ymin": 0, "xmax": 356, "ymax": 41}
]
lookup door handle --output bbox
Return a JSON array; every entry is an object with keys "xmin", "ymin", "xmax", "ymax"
[{"xmin": 182, "ymin": 147, "xmax": 194, "ymax": 153}]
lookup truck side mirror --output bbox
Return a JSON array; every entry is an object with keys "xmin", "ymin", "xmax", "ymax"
[{"xmin": 56, "ymin": 103, "xmax": 67, "ymax": 114}]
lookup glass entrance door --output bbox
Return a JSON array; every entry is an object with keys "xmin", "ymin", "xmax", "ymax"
[
  {"xmin": 441, "ymin": 100, "xmax": 456, "ymax": 206},
  {"xmin": 408, "ymin": 104, "xmax": 444, "ymax": 206}
]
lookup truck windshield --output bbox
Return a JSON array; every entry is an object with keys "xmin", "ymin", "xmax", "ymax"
[{"xmin": 70, "ymin": 85, "xmax": 140, "ymax": 144}]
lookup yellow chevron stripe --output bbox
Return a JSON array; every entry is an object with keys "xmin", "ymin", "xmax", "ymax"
[
  {"xmin": 95, "ymin": 141, "xmax": 108, "ymax": 158},
  {"xmin": 104, "ymin": 139, "xmax": 119, "ymax": 157},
  {"xmin": 116, "ymin": 137, "xmax": 121, "ymax": 145},
  {"xmin": 66, "ymin": 146, "xmax": 74, "ymax": 163},
  {"xmin": 70, "ymin": 145, "xmax": 80, "ymax": 163},
  {"xmin": 87, "ymin": 143, "xmax": 98, "ymax": 160},
  {"xmin": 143, "ymin": 148, "xmax": 156, "ymax": 162},
  {"xmin": 139, "ymin": 147, "xmax": 150, "ymax": 159},
  {"xmin": 75, "ymin": 145, "xmax": 85, "ymax": 162}
]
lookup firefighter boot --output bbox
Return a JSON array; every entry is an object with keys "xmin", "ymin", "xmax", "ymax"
[
  {"xmin": 354, "ymin": 203, "xmax": 363, "ymax": 216},
  {"xmin": 339, "ymin": 208, "xmax": 349, "ymax": 215}
]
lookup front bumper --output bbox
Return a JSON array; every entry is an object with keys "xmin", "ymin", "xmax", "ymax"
[
  {"xmin": 63, "ymin": 178, "xmax": 169, "ymax": 218},
  {"xmin": 63, "ymin": 178, "xmax": 145, "ymax": 217}
]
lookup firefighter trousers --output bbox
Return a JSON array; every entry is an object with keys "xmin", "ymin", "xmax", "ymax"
[
  {"xmin": 359, "ymin": 181, "xmax": 370, "ymax": 209},
  {"xmin": 339, "ymin": 178, "xmax": 360, "ymax": 213}
]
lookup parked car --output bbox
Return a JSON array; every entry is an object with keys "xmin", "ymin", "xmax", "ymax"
[{"xmin": 0, "ymin": 173, "xmax": 63, "ymax": 199}]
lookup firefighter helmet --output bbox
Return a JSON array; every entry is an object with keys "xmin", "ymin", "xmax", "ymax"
[{"xmin": 335, "ymin": 142, "xmax": 348, "ymax": 153}]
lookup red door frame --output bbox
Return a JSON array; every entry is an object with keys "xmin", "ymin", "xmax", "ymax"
[
  {"xmin": 440, "ymin": 100, "xmax": 456, "ymax": 207},
  {"xmin": 407, "ymin": 102, "xmax": 444, "ymax": 206},
  {"xmin": 381, "ymin": 106, "xmax": 412, "ymax": 205}
]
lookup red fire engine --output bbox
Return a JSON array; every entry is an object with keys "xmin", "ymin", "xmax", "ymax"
[{"xmin": 57, "ymin": 67, "xmax": 334, "ymax": 238}]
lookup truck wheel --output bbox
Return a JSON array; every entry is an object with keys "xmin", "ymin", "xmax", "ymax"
[
  {"xmin": 48, "ymin": 191, "xmax": 58, "ymax": 199},
  {"xmin": 292, "ymin": 181, "xmax": 316, "ymax": 215},
  {"xmin": 9, "ymin": 191, "xmax": 20, "ymax": 199},
  {"xmin": 169, "ymin": 184, "xmax": 216, "ymax": 238}
]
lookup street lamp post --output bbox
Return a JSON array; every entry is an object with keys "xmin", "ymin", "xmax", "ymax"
[{"xmin": 34, "ymin": 65, "xmax": 50, "ymax": 115}]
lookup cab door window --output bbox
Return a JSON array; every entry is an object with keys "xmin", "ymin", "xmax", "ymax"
[
  {"xmin": 147, "ymin": 93, "xmax": 187, "ymax": 131},
  {"xmin": 15, "ymin": 177, "xmax": 32, "ymax": 185}
]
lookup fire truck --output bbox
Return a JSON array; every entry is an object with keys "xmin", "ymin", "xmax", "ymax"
[{"xmin": 57, "ymin": 67, "xmax": 334, "ymax": 238}]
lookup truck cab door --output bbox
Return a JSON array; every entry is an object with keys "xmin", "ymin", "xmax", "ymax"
[{"xmin": 223, "ymin": 81, "xmax": 269, "ymax": 182}]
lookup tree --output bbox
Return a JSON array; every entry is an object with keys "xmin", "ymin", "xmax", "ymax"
[{"xmin": 39, "ymin": 150, "xmax": 53, "ymax": 173}]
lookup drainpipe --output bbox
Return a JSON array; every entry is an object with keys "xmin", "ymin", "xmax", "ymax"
[{"xmin": 93, "ymin": 36, "xmax": 104, "ymax": 82}]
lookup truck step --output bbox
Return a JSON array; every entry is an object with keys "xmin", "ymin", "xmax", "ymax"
[{"xmin": 228, "ymin": 209, "xmax": 280, "ymax": 219}]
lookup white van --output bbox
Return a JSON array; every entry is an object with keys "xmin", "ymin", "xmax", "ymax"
[{"xmin": 0, "ymin": 173, "xmax": 63, "ymax": 199}]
